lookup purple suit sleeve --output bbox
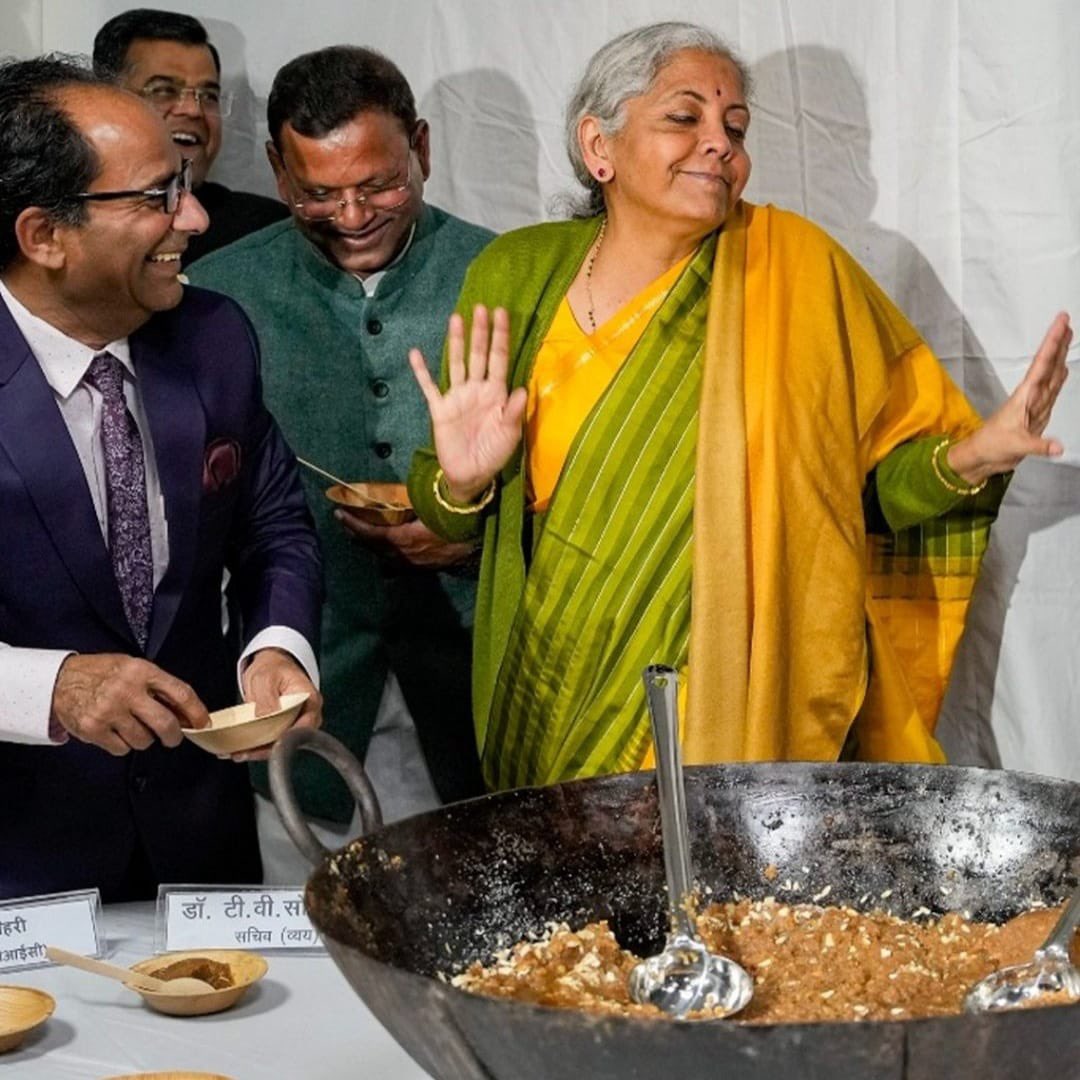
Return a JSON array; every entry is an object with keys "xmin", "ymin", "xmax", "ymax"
[{"xmin": 219, "ymin": 305, "xmax": 323, "ymax": 656}]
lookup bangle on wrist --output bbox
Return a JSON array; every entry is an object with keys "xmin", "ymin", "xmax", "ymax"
[
  {"xmin": 433, "ymin": 467, "xmax": 496, "ymax": 514},
  {"xmin": 931, "ymin": 437, "xmax": 988, "ymax": 496}
]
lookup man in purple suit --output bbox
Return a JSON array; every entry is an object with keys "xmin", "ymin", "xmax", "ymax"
[{"xmin": 0, "ymin": 56, "xmax": 323, "ymax": 901}]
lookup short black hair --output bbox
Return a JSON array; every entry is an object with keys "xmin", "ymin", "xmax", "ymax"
[
  {"xmin": 92, "ymin": 8, "xmax": 221, "ymax": 79},
  {"xmin": 267, "ymin": 46, "xmax": 417, "ymax": 150},
  {"xmin": 0, "ymin": 55, "xmax": 104, "ymax": 273}
]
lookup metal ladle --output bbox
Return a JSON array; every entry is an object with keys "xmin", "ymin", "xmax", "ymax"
[
  {"xmin": 965, "ymin": 884, "xmax": 1080, "ymax": 1012},
  {"xmin": 628, "ymin": 665, "xmax": 754, "ymax": 1019}
]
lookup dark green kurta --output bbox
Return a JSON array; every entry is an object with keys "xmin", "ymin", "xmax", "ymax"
[{"xmin": 191, "ymin": 205, "xmax": 494, "ymax": 820}]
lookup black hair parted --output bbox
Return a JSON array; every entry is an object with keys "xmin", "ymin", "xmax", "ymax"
[
  {"xmin": 92, "ymin": 8, "xmax": 220, "ymax": 79},
  {"xmin": 267, "ymin": 45, "xmax": 417, "ymax": 150},
  {"xmin": 0, "ymin": 55, "xmax": 104, "ymax": 273}
]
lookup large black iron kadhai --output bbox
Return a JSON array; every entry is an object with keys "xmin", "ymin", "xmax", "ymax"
[{"xmin": 270, "ymin": 729, "xmax": 1080, "ymax": 1080}]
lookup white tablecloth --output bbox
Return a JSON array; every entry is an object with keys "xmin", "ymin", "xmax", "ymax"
[{"xmin": 2, "ymin": 902, "xmax": 429, "ymax": 1078}]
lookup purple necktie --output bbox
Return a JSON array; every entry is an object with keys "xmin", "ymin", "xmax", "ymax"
[{"xmin": 85, "ymin": 353, "xmax": 153, "ymax": 648}]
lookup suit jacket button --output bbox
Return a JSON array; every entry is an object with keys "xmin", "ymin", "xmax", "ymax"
[
  {"xmin": 374, "ymin": 442, "xmax": 392, "ymax": 459},
  {"xmin": 371, "ymin": 380, "xmax": 390, "ymax": 399},
  {"xmin": 132, "ymin": 776, "xmax": 148, "ymax": 793},
  {"xmin": 367, "ymin": 318, "xmax": 383, "ymax": 335}
]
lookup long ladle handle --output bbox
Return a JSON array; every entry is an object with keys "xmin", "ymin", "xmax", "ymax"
[
  {"xmin": 294, "ymin": 458, "xmax": 400, "ymax": 509},
  {"xmin": 45, "ymin": 945, "xmax": 167, "ymax": 991},
  {"xmin": 295, "ymin": 457, "xmax": 353, "ymax": 490},
  {"xmin": 1038, "ymin": 883, "xmax": 1080, "ymax": 960},
  {"xmin": 643, "ymin": 664, "xmax": 695, "ymax": 939}
]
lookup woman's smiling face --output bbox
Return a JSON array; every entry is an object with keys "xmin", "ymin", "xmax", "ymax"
[{"xmin": 600, "ymin": 49, "xmax": 752, "ymax": 235}]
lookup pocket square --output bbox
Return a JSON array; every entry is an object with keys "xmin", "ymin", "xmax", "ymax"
[{"xmin": 202, "ymin": 437, "xmax": 242, "ymax": 493}]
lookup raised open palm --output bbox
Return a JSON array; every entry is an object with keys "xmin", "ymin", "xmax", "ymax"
[
  {"xmin": 409, "ymin": 305, "xmax": 527, "ymax": 502},
  {"xmin": 949, "ymin": 311, "xmax": 1072, "ymax": 483}
]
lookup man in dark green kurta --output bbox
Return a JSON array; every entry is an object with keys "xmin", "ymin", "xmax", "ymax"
[{"xmin": 190, "ymin": 46, "xmax": 492, "ymax": 849}]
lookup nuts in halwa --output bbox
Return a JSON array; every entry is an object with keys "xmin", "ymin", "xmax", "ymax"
[{"xmin": 450, "ymin": 898, "xmax": 1078, "ymax": 1023}]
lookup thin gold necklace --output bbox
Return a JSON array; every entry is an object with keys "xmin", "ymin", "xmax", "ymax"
[{"xmin": 584, "ymin": 215, "xmax": 607, "ymax": 332}]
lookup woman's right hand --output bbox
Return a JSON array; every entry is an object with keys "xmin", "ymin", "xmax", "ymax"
[{"xmin": 409, "ymin": 305, "xmax": 527, "ymax": 503}]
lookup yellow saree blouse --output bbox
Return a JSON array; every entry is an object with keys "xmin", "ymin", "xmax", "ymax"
[{"xmin": 525, "ymin": 254, "xmax": 692, "ymax": 512}]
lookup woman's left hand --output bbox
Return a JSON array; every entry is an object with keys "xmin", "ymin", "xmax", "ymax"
[{"xmin": 947, "ymin": 311, "xmax": 1072, "ymax": 485}]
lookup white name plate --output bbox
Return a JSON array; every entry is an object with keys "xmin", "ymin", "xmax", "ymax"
[
  {"xmin": 0, "ymin": 889, "xmax": 103, "ymax": 972},
  {"xmin": 157, "ymin": 886, "xmax": 323, "ymax": 953}
]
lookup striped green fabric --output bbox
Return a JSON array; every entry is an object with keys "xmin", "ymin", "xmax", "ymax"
[
  {"xmin": 482, "ymin": 236, "xmax": 717, "ymax": 790},
  {"xmin": 868, "ymin": 435, "xmax": 1007, "ymax": 599},
  {"xmin": 869, "ymin": 478, "xmax": 1007, "ymax": 600}
]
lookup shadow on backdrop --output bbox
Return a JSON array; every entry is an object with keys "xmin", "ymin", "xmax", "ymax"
[
  {"xmin": 748, "ymin": 45, "xmax": 998, "ymax": 399},
  {"xmin": 203, "ymin": 18, "xmax": 279, "ymax": 199},
  {"xmin": 420, "ymin": 68, "xmax": 541, "ymax": 234},
  {"xmin": 941, "ymin": 455, "xmax": 1080, "ymax": 772},
  {"xmin": 748, "ymin": 46, "xmax": 1078, "ymax": 770}
]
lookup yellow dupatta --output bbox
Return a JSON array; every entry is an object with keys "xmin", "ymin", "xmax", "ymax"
[
  {"xmin": 683, "ymin": 202, "xmax": 981, "ymax": 764},
  {"xmin": 522, "ymin": 203, "xmax": 980, "ymax": 768}
]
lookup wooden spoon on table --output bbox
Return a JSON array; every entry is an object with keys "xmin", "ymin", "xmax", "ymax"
[{"xmin": 46, "ymin": 945, "xmax": 215, "ymax": 995}]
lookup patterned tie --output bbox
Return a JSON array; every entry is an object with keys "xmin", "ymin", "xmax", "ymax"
[{"xmin": 85, "ymin": 353, "xmax": 153, "ymax": 648}]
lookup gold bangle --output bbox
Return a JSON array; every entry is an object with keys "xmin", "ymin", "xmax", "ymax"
[
  {"xmin": 433, "ymin": 468, "xmax": 496, "ymax": 514},
  {"xmin": 931, "ymin": 437, "xmax": 988, "ymax": 496}
]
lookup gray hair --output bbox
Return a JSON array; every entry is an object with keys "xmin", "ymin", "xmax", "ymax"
[{"xmin": 563, "ymin": 22, "xmax": 751, "ymax": 218}]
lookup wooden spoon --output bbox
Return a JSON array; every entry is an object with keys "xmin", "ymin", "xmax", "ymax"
[{"xmin": 46, "ymin": 945, "xmax": 215, "ymax": 995}]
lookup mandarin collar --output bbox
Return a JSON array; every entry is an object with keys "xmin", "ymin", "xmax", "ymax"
[{"xmin": 295, "ymin": 203, "xmax": 437, "ymax": 298}]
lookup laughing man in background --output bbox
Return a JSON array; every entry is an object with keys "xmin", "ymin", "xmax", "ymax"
[{"xmin": 93, "ymin": 7, "xmax": 288, "ymax": 261}]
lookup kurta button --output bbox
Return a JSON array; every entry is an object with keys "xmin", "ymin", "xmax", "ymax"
[
  {"xmin": 372, "ymin": 380, "xmax": 390, "ymax": 399},
  {"xmin": 374, "ymin": 442, "xmax": 392, "ymax": 459},
  {"xmin": 367, "ymin": 318, "xmax": 383, "ymax": 335}
]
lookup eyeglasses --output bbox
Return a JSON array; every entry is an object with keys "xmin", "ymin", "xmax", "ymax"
[
  {"xmin": 288, "ymin": 155, "xmax": 414, "ymax": 222},
  {"xmin": 141, "ymin": 82, "xmax": 234, "ymax": 118},
  {"xmin": 69, "ymin": 158, "xmax": 194, "ymax": 216}
]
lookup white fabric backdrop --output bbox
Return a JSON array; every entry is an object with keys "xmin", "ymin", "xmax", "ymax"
[{"xmin": 4, "ymin": 0, "xmax": 1079, "ymax": 780}]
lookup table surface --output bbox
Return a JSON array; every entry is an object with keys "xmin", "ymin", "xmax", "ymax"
[{"xmin": 2, "ymin": 902, "xmax": 430, "ymax": 1079}]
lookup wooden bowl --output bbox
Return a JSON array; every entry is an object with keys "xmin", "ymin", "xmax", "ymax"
[
  {"xmin": 127, "ymin": 950, "xmax": 268, "ymax": 1017},
  {"xmin": 325, "ymin": 481, "xmax": 416, "ymax": 525},
  {"xmin": 182, "ymin": 692, "xmax": 309, "ymax": 755},
  {"xmin": 0, "ymin": 985, "xmax": 54, "ymax": 1053}
]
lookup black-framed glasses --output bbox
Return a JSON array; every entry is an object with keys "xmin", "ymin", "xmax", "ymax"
[
  {"xmin": 69, "ymin": 159, "xmax": 194, "ymax": 215},
  {"xmin": 288, "ymin": 155, "xmax": 414, "ymax": 222},
  {"xmin": 141, "ymin": 82, "xmax": 234, "ymax": 118}
]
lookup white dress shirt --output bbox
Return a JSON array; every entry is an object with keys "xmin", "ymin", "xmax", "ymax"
[{"xmin": 0, "ymin": 280, "xmax": 318, "ymax": 745}]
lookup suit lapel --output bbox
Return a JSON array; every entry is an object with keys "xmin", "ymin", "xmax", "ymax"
[
  {"xmin": 133, "ymin": 330, "xmax": 205, "ymax": 657},
  {"xmin": 0, "ymin": 300, "xmax": 135, "ymax": 645}
]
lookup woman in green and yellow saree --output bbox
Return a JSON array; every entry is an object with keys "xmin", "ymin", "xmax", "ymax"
[{"xmin": 407, "ymin": 22, "xmax": 1071, "ymax": 793}]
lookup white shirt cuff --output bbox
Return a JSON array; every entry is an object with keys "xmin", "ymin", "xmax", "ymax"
[
  {"xmin": 237, "ymin": 626, "xmax": 320, "ymax": 697},
  {"xmin": 0, "ymin": 647, "xmax": 74, "ymax": 744}
]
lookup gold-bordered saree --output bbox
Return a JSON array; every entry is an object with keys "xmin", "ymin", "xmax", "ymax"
[{"xmin": 409, "ymin": 203, "xmax": 997, "ymax": 791}]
